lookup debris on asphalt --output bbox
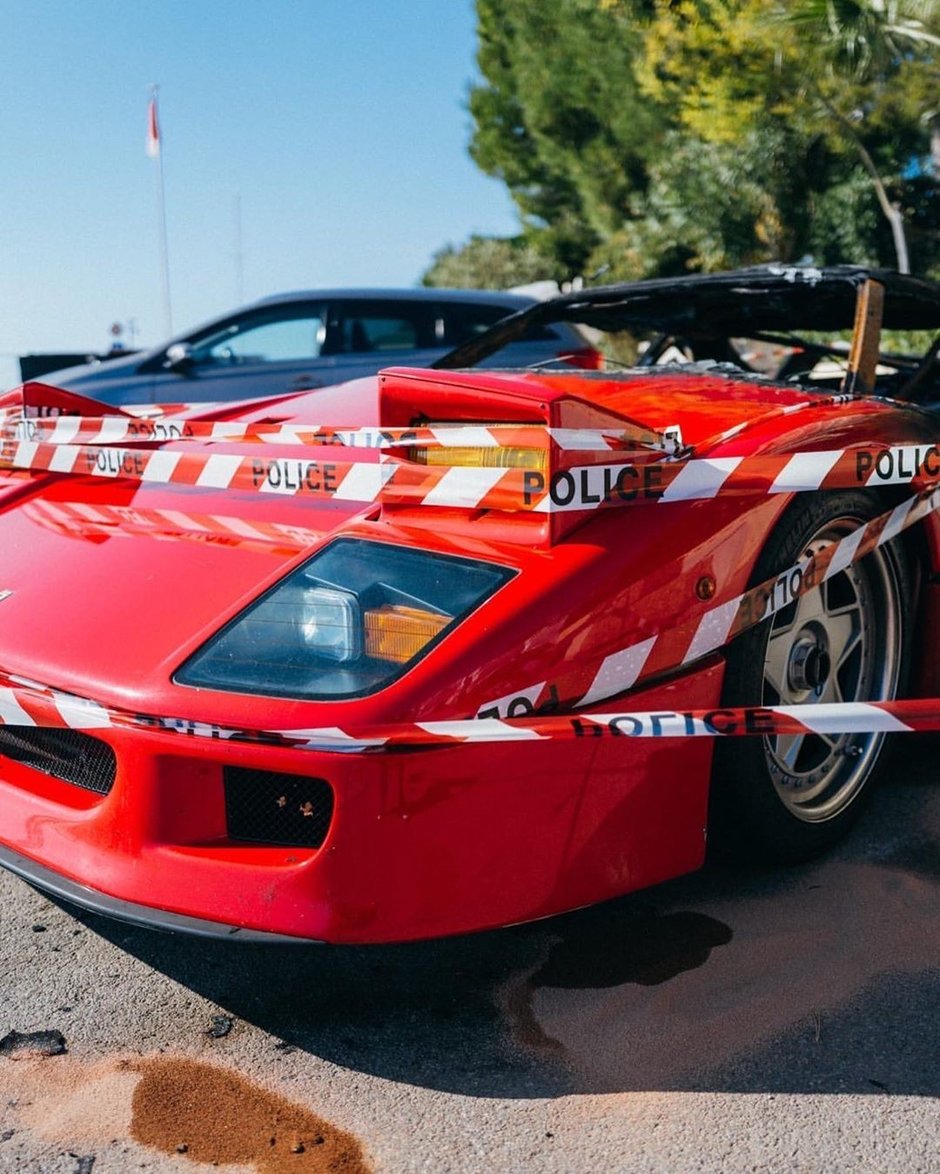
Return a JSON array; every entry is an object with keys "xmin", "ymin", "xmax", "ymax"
[
  {"xmin": 0, "ymin": 1029, "xmax": 67, "ymax": 1059},
  {"xmin": 206, "ymin": 1015, "xmax": 233, "ymax": 1039}
]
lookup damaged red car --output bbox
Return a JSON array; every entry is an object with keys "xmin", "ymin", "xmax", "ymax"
[{"xmin": 0, "ymin": 265, "xmax": 938, "ymax": 942}]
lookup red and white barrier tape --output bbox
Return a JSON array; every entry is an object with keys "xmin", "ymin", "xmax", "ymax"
[
  {"xmin": 1, "ymin": 489, "xmax": 938, "ymax": 752},
  {"xmin": 1, "ymin": 396, "xmax": 937, "ymax": 751},
  {"xmin": 0, "ymin": 664, "xmax": 936, "ymax": 752},
  {"xmin": 0, "ymin": 388, "xmax": 860, "ymax": 451},
  {"xmin": 478, "ymin": 486, "xmax": 940, "ymax": 716},
  {"xmin": 1, "ymin": 431, "xmax": 938, "ymax": 513},
  {"xmin": 1, "ymin": 415, "xmax": 679, "ymax": 456},
  {"xmin": 0, "ymin": 490, "xmax": 937, "ymax": 751}
]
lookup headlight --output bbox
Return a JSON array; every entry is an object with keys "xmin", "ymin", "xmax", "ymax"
[
  {"xmin": 175, "ymin": 538, "xmax": 513, "ymax": 700},
  {"xmin": 300, "ymin": 586, "xmax": 361, "ymax": 662}
]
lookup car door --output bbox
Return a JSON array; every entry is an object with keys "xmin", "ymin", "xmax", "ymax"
[{"xmin": 146, "ymin": 301, "xmax": 335, "ymax": 404}]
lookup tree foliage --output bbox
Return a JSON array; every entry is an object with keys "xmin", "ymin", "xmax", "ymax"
[
  {"xmin": 444, "ymin": 0, "xmax": 940, "ymax": 285},
  {"xmin": 468, "ymin": 0, "xmax": 664, "ymax": 275},
  {"xmin": 420, "ymin": 234, "xmax": 550, "ymax": 289}
]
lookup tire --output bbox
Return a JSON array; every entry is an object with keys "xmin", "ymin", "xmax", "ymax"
[{"xmin": 709, "ymin": 491, "xmax": 913, "ymax": 863}]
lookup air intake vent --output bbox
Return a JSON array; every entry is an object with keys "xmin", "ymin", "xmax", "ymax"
[
  {"xmin": 0, "ymin": 726, "xmax": 116, "ymax": 795},
  {"xmin": 223, "ymin": 767, "xmax": 334, "ymax": 848}
]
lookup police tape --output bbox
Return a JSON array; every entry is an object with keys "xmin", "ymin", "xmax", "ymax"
[
  {"xmin": 0, "ymin": 664, "xmax": 937, "ymax": 752},
  {"xmin": 0, "ymin": 388, "xmax": 860, "ymax": 452},
  {"xmin": 2, "ymin": 430, "xmax": 939, "ymax": 513},
  {"xmin": 0, "ymin": 490, "xmax": 937, "ymax": 751},
  {"xmin": 295, "ymin": 700, "xmax": 940, "ymax": 748},
  {"xmin": 294, "ymin": 699, "xmax": 940, "ymax": 748},
  {"xmin": 477, "ymin": 486, "xmax": 940, "ymax": 716},
  {"xmin": 4, "ymin": 446, "xmax": 938, "ymax": 738},
  {"xmin": 1, "ymin": 414, "xmax": 680, "ymax": 456}
]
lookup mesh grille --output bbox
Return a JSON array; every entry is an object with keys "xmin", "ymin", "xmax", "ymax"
[
  {"xmin": 223, "ymin": 767, "xmax": 334, "ymax": 848},
  {"xmin": 0, "ymin": 726, "xmax": 116, "ymax": 795}
]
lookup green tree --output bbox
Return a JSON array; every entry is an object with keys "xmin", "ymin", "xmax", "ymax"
[
  {"xmin": 420, "ymin": 234, "xmax": 550, "ymax": 288},
  {"xmin": 465, "ymin": 0, "xmax": 940, "ymax": 281},
  {"xmin": 632, "ymin": 0, "xmax": 940, "ymax": 272},
  {"xmin": 771, "ymin": 0, "xmax": 940, "ymax": 272},
  {"xmin": 469, "ymin": 0, "xmax": 664, "ymax": 278}
]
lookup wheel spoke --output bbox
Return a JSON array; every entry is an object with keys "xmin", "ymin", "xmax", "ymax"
[
  {"xmin": 790, "ymin": 585, "xmax": 825, "ymax": 626},
  {"xmin": 823, "ymin": 612, "xmax": 860, "ymax": 672},
  {"xmin": 763, "ymin": 629, "xmax": 792, "ymax": 699},
  {"xmin": 821, "ymin": 596, "xmax": 860, "ymax": 620},
  {"xmin": 834, "ymin": 630, "xmax": 862, "ymax": 674},
  {"xmin": 773, "ymin": 732, "xmax": 805, "ymax": 771}
]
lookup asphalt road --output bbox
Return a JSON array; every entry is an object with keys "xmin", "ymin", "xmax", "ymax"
[{"xmin": 1, "ymin": 737, "xmax": 939, "ymax": 1172}]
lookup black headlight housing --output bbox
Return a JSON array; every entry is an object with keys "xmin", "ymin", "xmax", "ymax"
[{"xmin": 175, "ymin": 538, "xmax": 514, "ymax": 700}]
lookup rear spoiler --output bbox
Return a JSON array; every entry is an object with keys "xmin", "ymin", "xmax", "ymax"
[{"xmin": 377, "ymin": 366, "xmax": 677, "ymax": 547}]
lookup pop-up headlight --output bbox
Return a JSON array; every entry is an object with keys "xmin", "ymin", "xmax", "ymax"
[{"xmin": 175, "ymin": 538, "xmax": 513, "ymax": 700}]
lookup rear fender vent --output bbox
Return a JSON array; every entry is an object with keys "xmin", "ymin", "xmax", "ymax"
[
  {"xmin": 0, "ymin": 726, "xmax": 116, "ymax": 795},
  {"xmin": 223, "ymin": 767, "xmax": 334, "ymax": 848}
]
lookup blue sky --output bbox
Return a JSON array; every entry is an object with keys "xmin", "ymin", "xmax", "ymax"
[{"xmin": 0, "ymin": 0, "xmax": 519, "ymax": 389}]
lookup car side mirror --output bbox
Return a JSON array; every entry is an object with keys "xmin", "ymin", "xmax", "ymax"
[{"xmin": 164, "ymin": 342, "xmax": 195, "ymax": 370}]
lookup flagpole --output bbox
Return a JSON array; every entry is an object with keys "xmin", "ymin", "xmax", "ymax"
[{"xmin": 148, "ymin": 84, "xmax": 173, "ymax": 337}]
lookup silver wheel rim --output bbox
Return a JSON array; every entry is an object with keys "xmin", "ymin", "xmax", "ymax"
[{"xmin": 760, "ymin": 516, "xmax": 903, "ymax": 823}]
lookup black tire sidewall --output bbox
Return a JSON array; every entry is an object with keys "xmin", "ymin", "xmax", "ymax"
[{"xmin": 709, "ymin": 491, "xmax": 913, "ymax": 863}]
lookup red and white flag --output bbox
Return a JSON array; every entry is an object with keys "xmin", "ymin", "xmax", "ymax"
[{"xmin": 146, "ymin": 94, "xmax": 160, "ymax": 158}]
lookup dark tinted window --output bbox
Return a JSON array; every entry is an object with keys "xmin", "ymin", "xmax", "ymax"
[
  {"xmin": 324, "ymin": 301, "xmax": 436, "ymax": 354},
  {"xmin": 438, "ymin": 302, "xmax": 559, "ymax": 345}
]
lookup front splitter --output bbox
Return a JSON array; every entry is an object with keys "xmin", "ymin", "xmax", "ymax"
[{"xmin": 0, "ymin": 844, "xmax": 323, "ymax": 945}]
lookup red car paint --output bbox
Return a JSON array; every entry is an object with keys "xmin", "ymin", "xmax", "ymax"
[{"xmin": 0, "ymin": 366, "xmax": 937, "ymax": 942}]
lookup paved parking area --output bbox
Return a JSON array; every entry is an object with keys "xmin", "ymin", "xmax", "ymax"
[{"xmin": 2, "ymin": 737, "xmax": 939, "ymax": 1172}]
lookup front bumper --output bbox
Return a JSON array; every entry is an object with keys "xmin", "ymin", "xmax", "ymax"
[
  {"xmin": 0, "ymin": 842, "xmax": 318, "ymax": 942},
  {"xmin": 0, "ymin": 663, "xmax": 722, "ymax": 943}
]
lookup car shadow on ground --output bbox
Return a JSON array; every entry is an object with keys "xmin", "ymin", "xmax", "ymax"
[{"xmin": 70, "ymin": 736, "xmax": 940, "ymax": 1100}]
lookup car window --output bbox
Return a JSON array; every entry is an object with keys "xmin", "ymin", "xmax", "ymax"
[
  {"xmin": 340, "ymin": 315, "xmax": 418, "ymax": 352},
  {"xmin": 189, "ymin": 308, "xmax": 326, "ymax": 365},
  {"xmin": 325, "ymin": 301, "xmax": 436, "ymax": 355},
  {"xmin": 438, "ymin": 302, "xmax": 557, "ymax": 346}
]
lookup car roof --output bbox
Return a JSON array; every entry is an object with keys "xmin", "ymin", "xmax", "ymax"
[
  {"xmin": 251, "ymin": 287, "xmax": 537, "ymax": 309},
  {"xmin": 435, "ymin": 265, "xmax": 940, "ymax": 369}
]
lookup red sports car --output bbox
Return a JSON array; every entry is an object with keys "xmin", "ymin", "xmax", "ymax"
[{"xmin": 0, "ymin": 265, "xmax": 938, "ymax": 943}]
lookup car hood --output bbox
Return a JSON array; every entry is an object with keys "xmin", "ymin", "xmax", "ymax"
[
  {"xmin": 0, "ymin": 379, "xmax": 381, "ymax": 708},
  {"xmin": 0, "ymin": 479, "xmax": 371, "ymax": 709}
]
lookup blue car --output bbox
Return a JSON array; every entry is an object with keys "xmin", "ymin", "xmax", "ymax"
[{"xmin": 39, "ymin": 288, "xmax": 597, "ymax": 406}]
